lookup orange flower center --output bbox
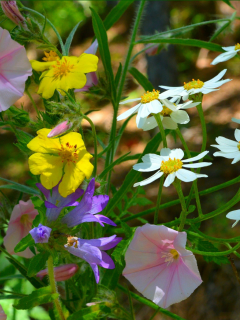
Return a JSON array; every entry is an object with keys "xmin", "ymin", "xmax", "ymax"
[
  {"xmin": 52, "ymin": 58, "xmax": 74, "ymax": 79},
  {"xmin": 160, "ymin": 105, "xmax": 173, "ymax": 117},
  {"xmin": 235, "ymin": 43, "xmax": 240, "ymax": 51},
  {"xmin": 160, "ymin": 158, "xmax": 183, "ymax": 175},
  {"xmin": 161, "ymin": 249, "xmax": 179, "ymax": 265},
  {"xmin": 42, "ymin": 51, "xmax": 60, "ymax": 62},
  {"xmin": 238, "ymin": 142, "xmax": 240, "ymax": 151},
  {"xmin": 183, "ymin": 79, "xmax": 204, "ymax": 91},
  {"xmin": 59, "ymin": 142, "xmax": 79, "ymax": 163},
  {"xmin": 66, "ymin": 236, "xmax": 79, "ymax": 248},
  {"xmin": 141, "ymin": 89, "xmax": 159, "ymax": 104}
]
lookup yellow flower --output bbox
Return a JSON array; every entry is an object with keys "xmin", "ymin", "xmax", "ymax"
[
  {"xmin": 30, "ymin": 53, "xmax": 98, "ymax": 99},
  {"xmin": 27, "ymin": 129, "xmax": 93, "ymax": 198}
]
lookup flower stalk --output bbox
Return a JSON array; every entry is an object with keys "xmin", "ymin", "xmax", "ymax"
[
  {"xmin": 153, "ymin": 113, "xmax": 167, "ymax": 148},
  {"xmin": 174, "ymin": 179, "xmax": 188, "ymax": 232}
]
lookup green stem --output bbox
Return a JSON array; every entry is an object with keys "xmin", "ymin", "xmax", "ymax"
[
  {"xmin": 154, "ymin": 176, "xmax": 164, "ymax": 224},
  {"xmin": 47, "ymin": 256, "xmax": 65, "ymax": 320},
  {"xmin": 153, "ymin": 114, "xmax": 167, "ymax": 147},
  {"xmin": 127, "ymin": 289, "xmax": 136, "ymax": 320},
  {"xmin": 81, "ymin": 115, "xmax": 98, "ymax": 177},
  {"xmin": 176, "ymin": 128, "xmax": 203, "ymax": 217},
  {"xmin": 196, "ymin": 100, "xmax": 207, "ymax": 154},
  {"xmin": 189, "ymin": 242, "xmax": 240, "ymax": 256},
  {"xmin": 174, "ymin": 179, "xmax": 187, "ymax": 232},
  {"xmin": 22, "ymin": 6, "xmax": 66, "ymax": 56},
  {"xmin": 188, "ymin": 229, "xmax": 240, "ymax": 244},
  {"xmin": 25, "ymin": 89, "xmax": 41, "ymax": 119}
]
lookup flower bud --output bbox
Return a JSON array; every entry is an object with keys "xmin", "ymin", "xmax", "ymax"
[
  {"xmin": 0, "ymin": 305, "xmax": 7, "ymax": 320},
  {"xmin": 47, "ymin": 121, "xmax": 73, "ymax": 138},
  {"xmin": 29, "ymin": 224, "xmax": 52, "ymax": 244},
  {"xmin": 1, "ymin": 1, "xmax": 25, "ymax": 26},
  {"xmin": 37, "ymin": 264, "xmax": 79, "ymax": 281},
  {"xmin": 145, "ymin": 44, "xmax": 159, "ymax": 56}
]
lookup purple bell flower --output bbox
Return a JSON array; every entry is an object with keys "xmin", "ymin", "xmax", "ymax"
[
  {"xmin": 65, "ymin": 234, "xmax": 121, "ymax": 283},
  {"xmin": 29, "ymin": 224, "xmax": 52, "ymax": 243},
  {"xmin": 61, "ymin": 178, "xmax": 115, "ymax": 227}
]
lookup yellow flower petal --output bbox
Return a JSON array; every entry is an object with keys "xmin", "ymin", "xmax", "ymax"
[
  {"xmin": 76, "ymin": 149, "xmax": 93, "ymax": 178},
  {"xmin": 30, "ymin": 60, "xmax": 55, "ymax": 72},
  {"xmin": 27, "ymin": 128, "xmax": 61, "ymax": 154},
  {"xmin": 57, "ymin": 72, "xmax": 87, "ymax": 95},
  {"xmin": 38, "ymin": 69, "xmax": 58, "ymax": 99},
  {"xmin": 58, "ymin": 162, "xmax": 85, "ymax": 197},
  {"xmin": 75, "ymin": 53, "xmax": 98, "ymax": 73},
  {"xmin": 29, "ymin": 153, "xmax": 63, "ymax": 189},
  {"xmin": 59, "ymin": 132, "xmax": 85, "ymax": 151}
]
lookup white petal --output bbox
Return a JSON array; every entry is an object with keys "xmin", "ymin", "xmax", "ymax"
[
  {"xmin": 159, "ymin": 85, "xmax": 183, "ymax": 90},
  {"xmin": 234, "ymin": 129, "xmax": 240, "ymax": 142},
  {"xmin": 182, "ymin": 162, "xmax": 211, "ymax": 168},
  {"xmin": 142, "ymin": 116, "xmax": 158, "ymax": 131},
  {"xmin": 170, "ymin": 110, "xmax": 189, "ymax": 124},
  {"xmin": 232, "ymin": 220, "xmax": 239, "ymax": 228},
  {"xmin": 178, "ymin": 101, "xmax": 200, "ymax": 110},
  {"xmin": 160, "ymin": 99, "xmax": 177, "ymax": 111},
  {"xmin": 168, "ymin": 148, "xmax": 184, "ymax": 160},
  {"xmin": 117, "ymin": 103, "xmax": 141, "ymax": 121},
  {"xmin": 162, "ymin": 117, "xmax": 178, "ymax": 130},
  {"xmin": 211, "ymin": 145, "xmax": 238, "ymax": 152},
  {"xmin": 182, "ymin": 151, "xmax": 208, "ymax": 163},
  {"xmin": 133, "ymin": 162, "xmax": 160, "ymax": 172},
  {"xmin": 215, "ymin": 136, "xmax": 238, "ymax": 146},
  {"xmin": 211, "ymin": 51, "xmax": 237, "ymax": 65},
  {"xmin": 231, "ymin": 154, "xmax": 240, "ymax": 164},
  {"xmin": 182, "ymin": 93, "xmax": 189, "ymax": 101},
  {"xmin": 204, "ymin": 69, "xmax": 227, "ymax": 85},
  {"xmin": 213, "ymin": 151, "xmax": 238, "ymax": 159},
  {"xmin": 133, "ymin": 171, "xmax": 163, "ymax": 187},
  {"xmin": 226, "ymin": 210, "xmax": 240, "ymax": 220},
  {"xmin": 201, "ymin": 88, "xmax": 218, "ymax": 94},
  {"xmin": 142, "ymin": 153, "xmax": 162, "ymax": 164},
  {"xmin": 204, "ymin": 79, "xmax": 231, "ymax": 89},
  {"xmin": 136, "ymin": 105, "xmax": 147, "ymax": 128},
  {"xmin": 158, "ymin": 88, "xmax": 184, "ymax": 99},
  {"xmin": 176, "ymin": 169, "xmax": 198, "ymax": 182},
  {"xmin": 160, "ymin": 148, "xmax": 171, "ymax": 157},
  {"xmin": 222, "ymin": 46, "xmax": 235, "ymax": 51},
  {"xmin": 170, "ymin": 96, "xmax": 181, "ymax": 104},
  {"xmin": 232, "ymin": 117, "xmax": 240, "ymax": 124},
  {"xmin": 149, "ymin": 100, "xmax": 163, "ymax": 114},
  {"xmin": 163, "ymin": 173, "xmax": 176, "ymax": 187},
  {"xmin": 119, "ymin": 98, "xmax": 141, "ymax": 104}
]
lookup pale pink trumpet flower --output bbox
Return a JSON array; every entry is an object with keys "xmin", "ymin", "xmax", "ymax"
[
  {"xmin": 1, "ymin": 1, "xmax": 25, "ymax": 26},
  {"xmin": 4, "ymin": 200, "xmax": 38, "ymax": 258},
  {"xmin": 0, "ymin": 305, "xmax": 7, "ymax": 320},
  {"xmin": 123, "ymin": 224, "xmax": 202, "ymax": 308},
  {"xmin": 47, "ymin": 120, "xmax": 73, "ymax": 138},
  {"xmin": 37, "ymin": 264, "xmax": 79, "ymax": 281}
]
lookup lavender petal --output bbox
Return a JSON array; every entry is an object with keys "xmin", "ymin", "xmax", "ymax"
[
  {"xmin": 94, "ymin": 214, "xmax": 117, "ymax": 226},
  {"xmin": 98, "ymin": 251, "xmax": 115, "ymax": 269},
  {"xmin": 87, "ymin": 195, "xmax": 109, "ymax": 215}
]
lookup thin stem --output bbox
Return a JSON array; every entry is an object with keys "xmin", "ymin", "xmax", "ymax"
[
  {"xmin": 176, "ymin": 128, "xmax": 203, "ymax": 217},
  {"xmin": 128, "ymin": 288, "xmax": 136, "ymax": 320},
  {"xmin": 227, "ymin": 254, "xmax": 240, "ymax": 285},
  {"xmin": 22, "ymin": 6, "xmax": 66, "ymax": 56},
  {"xmin": 47, "ymin": 256, "xmax": 65, "ymax": 320},
  {"xmin": 189, "ymin": 242, "xmax": 240, "ymax": 256},
  {"xmin": 196, "ymin": 101, "xmax": 207, "ymax": 154},
  {"xmin": 154, "ymin": 175, "xmax": 164, "ymax": 224},
  {"xmin": 149, "ymin": 308, "xmax": 161, "ymax": 320},
  {"xmin": 174, "ymin": 179, "xmax": 187, "ymax": 232},
  {"xmin": 81, "ymin": 115, "xmax": 98, "ymax": 177},
  {"xmin": 153, "ymin": 114, "xmax": 167, "ymax": 148},
  {"xmin": 26, "ymin": 88, "xmax": 41, "ymax": 119}
]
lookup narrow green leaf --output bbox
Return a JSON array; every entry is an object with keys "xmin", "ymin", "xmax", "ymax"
[
  {"xmin": 222, "ymin": 0, "xmax": 234, "ymax": 9},
  {"xmin": 65, "ymin": 21, "xmax": 82, "ymax": 55},
  {"xmin": 129, "ymin": 67, "xmax": 154, "ymax": 91},
  {"xmin": 115, "ymin": 63, "xmax": 122, "ymax": 88},
  {"xmin": 99, "ymin": 152, "xmax": 130, "ymax": 179},
  {"xmin": 137, "ymin": 37, "xmax": 224, "ymax": 52},
  {"xmin": 0, "ymin": 177, "xmax": 40, "ymax": 195},
  {"xmin": 67, "ymin": 307, "xmax": 101, "ymax": 320},
  {"xmin": 27, "ymin": 252, "xmax": 50, "ymax": 277},
  {"xmin": 13, "ymin": 286, "xmax": 59, "ymax": 310},
  {"xmin": 14, "ymin": 233, "xmax": 34, "ymax": 253},
  {"xmin": 0, "ymin": 295, "xmax": 23, "ymax": 300},
  {"xmin": 91, "ymin": 8, "xmax": 116, "ymax": 102}
]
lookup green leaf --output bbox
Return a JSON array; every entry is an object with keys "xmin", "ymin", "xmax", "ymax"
[
  {"xmin": 91, "ymin": 8, "xmax": 116, "ymax": 102},
  {"xmin": 98, "ymin": 152, "xmax": 130, "ymax": 179},
  {"xmin": 115, "ymin": 63, "xmax": 122, "ymax": 88},
  {"xmin": 0, "ymin": 294, "xmax": 22, "ymax": 300},
  {"xmin": 222, "ymin": 0, "xmax": 234, "ymax": 9},
  {"xmin": 14, "ymin": 233, "xmax": 34, "ymax": 253},
  {"xmin": 65, "ymin": 21, "xmax": 82, "ymax": 55},
  {"xmin": 13, "ymin": 286, "xmax": 59, "ymax": 310},
  {"xmin": 197, "ymin": 240, "xmax": 229, "ymax": 265},
  {"xmin": 67, "ymin": 307, "xmax": 101, "ymax": 320},
  {"xmin": 137, "ymin": 37, "xmax": 224, "ymax": 52},
  {"xmin": 27, "ymin": 252, "xmax": 50, "ymax": 277},
  {"xmin": 129, "ymin": 67, "xmax": 154, "ymax": 91},
  {"xmin": 14, "ymin": 129, "xmax": 33, "ymax": 155},
  {"xmin": 0, "ymin": 177, "xmax": 40, "ymax": 195}
]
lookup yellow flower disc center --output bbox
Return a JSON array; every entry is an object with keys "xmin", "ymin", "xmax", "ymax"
[
  {"xmin": 183, "ymin": 79, "xmax": 204, "ymax": 91},
  {"xmin": 141, "ymin": 89, "xmax": 159, "ymax": 104},
  {"xmin": 238, "ymin": 143, "xmax": 240, "ymax": 151},
  {"xmin": 67, "ymin": 236, "xmax": 79, "ymax": 248},
  {"xmin": 160, "ymin": 105, "xmax": 172, "ymax": 117},
  {"xmin": 59, "ymin": 142, "xmax": 79, "ymax": 164},
  {"xmin": 160, "ymin": 158, "xmax": 183, "ymax": 174},
  {"xmin": 170, "ymin": 249, "xmax": 179, "ymax": 260},
  {"xmin": 53, "ymin": 58, "xmax": 74, "ymax": 79},
  {"xmin": 235, "ymin": 43, "xmax": 240, "ymax": 51},
  {"xmin": 42, "ymin": 51, "xmax": 60, "ymax": 62},
  {"xmin": 20, "ymin": 214, "xmax": 31, "ymax": 226}
]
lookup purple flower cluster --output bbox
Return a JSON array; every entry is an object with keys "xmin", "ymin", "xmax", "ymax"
[{"xmin": 30, "ymin": 178, "xmax": 121, "ymax": 283}]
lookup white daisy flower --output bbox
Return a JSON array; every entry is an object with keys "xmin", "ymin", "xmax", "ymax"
[
  {"xmin": 133, "ymin": 148, "xmax": 211, "ymax": 188},
  {"xmin": 232, "ymin": 117, "xmax": 240, "ymax": 124},
  {"xmin": 226, "ymin": 210, "xmax": 240, "ymax": 227},
  {"xmin": 141, "ymin": 97, "xmax": 200, "ymax": 131},
  {"xmin": 212, "ymin": 129, "xmax": 240, "ymax": 164},
  {"xmin": 211, "ymin": 44, "xmax": 240, "ymax": 65},
  {"xmin": 117, "ymin": 89, "xmax": 176, "ymax": 128},
  {"xmin": 159, "ymin": 69, "xmax": 231, "ymax": 101}
]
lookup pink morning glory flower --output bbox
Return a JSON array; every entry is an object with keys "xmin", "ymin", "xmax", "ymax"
[
  {"xmin": 123, "ymin": 224, "xmax": 202, "ymax": 308},
  {"xmin": 0, "ymin": 27, "xmax": 32, "ymax": 112},
  {"xmin": 3, "ymin": 200, "xmax": 38, "ymax": 258}
]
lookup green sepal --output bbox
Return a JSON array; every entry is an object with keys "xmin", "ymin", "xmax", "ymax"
[{"xmin": 27, "ymin": 251, "xmax": 50, "ymax": 277}]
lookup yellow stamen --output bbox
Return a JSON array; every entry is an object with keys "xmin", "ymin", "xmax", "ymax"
[
  {"xmin": 170, "ymin": 249, "xmax": 179, "ymax": 260},
  {"xmin": 235, "ymin": 43, "xmax": 240, "ymax": 51},
  {"xmin": 59, "ymin": 142, "xmax": 79, "ymax": 163},
  {"xmin": 161, "ymin": 249, "xmax": 179, "ymax": 265},
  {"xmin": 160, "ymin": 158, "xmax": 183, "ymax": 175},
  {"xmin": 42, "ymin": 51, "xmax": 60, "ymax": 62},
  {"xmin": 141, "ymin": 89, "xmax": 159, "ymax": 104},
  {"xmin": 160, "ymin": 105, "xmax": 173, "ymax": 117},
  {"xmin": 183, "ymin": 79, "xmax": 204, "ymax": 91},
  {"xmin": 66, "ymin": 236, "xmax": 79, "ymax": 248},
  {"xmin": 20, "ymin": 214, "xmax": 31, "ymax": 227},
  {"xmin": 52, "ymin": 58, "xmax": 74, "ymax": 79},
  {"xmin": 238, "ymin": 142, "xmax": 240, "ymax": 151}
]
